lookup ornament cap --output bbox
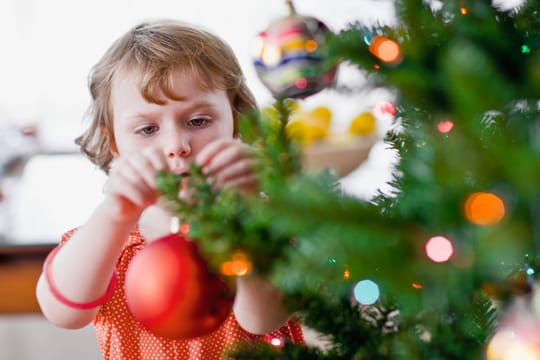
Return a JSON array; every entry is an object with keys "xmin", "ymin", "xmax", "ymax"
[{"xmin": 285, "ymin": 0, "xmax": 296, "ymax": 15}]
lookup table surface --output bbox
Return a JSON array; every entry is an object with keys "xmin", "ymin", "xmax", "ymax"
[{"xmin": 0, "ymin": 243, "xmax": 54, "ymax": 314}]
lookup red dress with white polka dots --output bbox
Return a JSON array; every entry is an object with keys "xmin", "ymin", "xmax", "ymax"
[{"xmin": 60, "ymin": 229, "xmax": 304, "ymax": 359}]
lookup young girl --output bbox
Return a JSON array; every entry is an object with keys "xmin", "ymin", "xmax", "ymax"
[{"xmin": 36, "ymin": 19, "xmax": 304, "ymax": 359}]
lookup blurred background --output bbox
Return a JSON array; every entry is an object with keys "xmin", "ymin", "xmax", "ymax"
[
  {"xmin": 0, "ymin": 0, "xmax": 397, "ymax": 358},
  {"xmin": 0, "ymin": 0, "xmax": 398, "ymax": 244}
]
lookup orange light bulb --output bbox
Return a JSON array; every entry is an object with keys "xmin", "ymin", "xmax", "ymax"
[{"xmin": 464, "ymin": 192, "xmax": 505, "ymax": 226}]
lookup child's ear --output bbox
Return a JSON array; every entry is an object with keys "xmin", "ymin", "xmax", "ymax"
[
  {"xmin": 110, "ymin": 142, "xmax": 119, "ymax": 157},
  {"xmin": 101, "ymin": 124, "xmax": 119, "ymax": 156}
]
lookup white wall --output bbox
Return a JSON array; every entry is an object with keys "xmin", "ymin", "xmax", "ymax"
[{"xmin": 0, "ymin": 0, "xmax": 396, "ymax": 150}]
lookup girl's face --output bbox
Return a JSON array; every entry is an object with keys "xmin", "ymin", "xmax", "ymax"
[{"xmin": 110, "ymin": 69, "xmax": 234, "ymax": 174}]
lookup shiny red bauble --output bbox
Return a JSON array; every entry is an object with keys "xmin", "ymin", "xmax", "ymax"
[{"xmin": 124, "ymin": 233, "xmax": 234, "ymax": 339}]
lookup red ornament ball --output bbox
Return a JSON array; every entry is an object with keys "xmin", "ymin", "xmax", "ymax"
[
  {"xmin": 124, "ymin": 233, "xmax": 234, "ymax": 339},
  {"xmin": 252, "ymin": 11, "xmax": 337, "ymax": 99}
]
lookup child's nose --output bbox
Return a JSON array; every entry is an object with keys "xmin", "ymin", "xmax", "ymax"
[{"xmin": 165, "ymin": 135, "xmax": 191, "ymax": 158}]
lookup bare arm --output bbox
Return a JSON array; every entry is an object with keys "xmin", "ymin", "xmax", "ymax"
[
  {"xmin": 36, "ymin": 148, "xmax": 166, "ymax": 328},
  {"xmin": 233, "ymin": 275, "xmax": 291, "ymax": 334},
  {"xmin": 36, "ymin": 198, "xmax": 138, "ymax": 328}
]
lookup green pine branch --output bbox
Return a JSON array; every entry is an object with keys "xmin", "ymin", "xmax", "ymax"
[{"xmin": 156, "ymin": 1, "xmax": 540, "ymax": 357}]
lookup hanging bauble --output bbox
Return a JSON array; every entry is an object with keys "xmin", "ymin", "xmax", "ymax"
[
  {"xmin": 124, "ymin": 233, "xmax": 234, "ymax": 339},
  {"xmin": 252, "ymin": 0, "xmax": 337, "ymax": 99}
]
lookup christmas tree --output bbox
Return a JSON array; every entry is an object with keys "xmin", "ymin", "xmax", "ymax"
[{"xmin": 158, "ymin": 0, "xmax": 540, "ymax": 358}]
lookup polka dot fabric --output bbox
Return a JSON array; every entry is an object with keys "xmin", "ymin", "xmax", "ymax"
[{"xmin": 59, "ymin": 229, "xmax": 304, "ymax": 359}]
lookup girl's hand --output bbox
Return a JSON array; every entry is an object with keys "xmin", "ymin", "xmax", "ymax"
[
  {"xmin": 195, "ymin": 138, "xmax": 258, "ymax": 194},
  {"xmin": 105, "ymin": 147, "xmax": 167, "ymax": 219}
]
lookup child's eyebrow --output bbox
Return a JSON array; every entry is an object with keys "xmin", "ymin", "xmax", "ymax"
[
  {"xmin": 174, "ymin": 98, "xmax": 222, "ymax": 114},
  {"xmin": 126, "ymin": 110, "xmax": 163, "ymax": 121},
  {"xmin": 125, "ymin": 100, "xmax": 219, "ymax": 121}
]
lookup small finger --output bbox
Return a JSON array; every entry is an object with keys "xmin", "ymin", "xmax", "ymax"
[
  {"xmin": 214, "ymin": 158, "xmax": 255, "ymax": 184},
  {"xmin": 127, "ymin": 155, "xmax": 158, "ymax": 189},
  {"xmin": 107, "ymin": 176, "xmax": 152, "ymax": 208},
  {"xmin": 195, "ymin": 138, "xmax": 236, "ymax": 169},
  {"xmin": 109, "ymin": 160, "xmax": 156, "ymax": 203},
  {"xmin": 218, "ymin": 174, "xmax": 258, "ymax": 194}
]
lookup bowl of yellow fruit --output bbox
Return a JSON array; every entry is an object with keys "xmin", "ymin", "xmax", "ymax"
[{"xmin": 286, "ymin": 106, "xmax": 378, "ymax": 177}]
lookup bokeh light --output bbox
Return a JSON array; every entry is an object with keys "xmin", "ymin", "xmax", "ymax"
[
  {"xmin": 270, "ymin": 337, "xmax": 284, "ymax": 347},
  {"xmin": 437, "ymin": 120, "xmax": 454, "ymax": 133},
  {"xmin": 343, "ymin": 266, "xmax": 350, "ymax": 280},
  {"xmin": 368, "ymin": 35, "xmax": 402, "ymax": 64},
  {"xmin": 486, "ymin": 329, "xmax": 540, "ymax": 360},
  {"xmin": 374, "ymin": 101, "xmax": 396, "ymax": 117},
  {"xmin": 377, "ymin": 39, "xmax": 401, "ymax": 63},
  {"xmin": 425, "ymin": 236, "xmax": 454, "ymax": 263},
  {"xmin": 353, "ymin": 279, "xmax": 380, "ymax": 305},
  {"xmin": 220, "ymin": 251, "xmax": 252, "ymax": 276},
  {"xmin": 180, "ymin": 223, "xmax": 190, "ymax": 235},
  {"xmin": 464, "ymin": 192, "xmax": 505, "ymax": 226}
]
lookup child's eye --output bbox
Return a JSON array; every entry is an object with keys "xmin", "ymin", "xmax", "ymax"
[
  {"xmin": 136, "ymin": 125, "xmax": 159, "ymax": 135},
  {"xmin": 188, "ymin": 117, "xmax": 211, "ymax": 127}
]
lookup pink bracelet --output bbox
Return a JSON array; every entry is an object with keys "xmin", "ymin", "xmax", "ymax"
[{"xmin": 44, "ymin": 245, "xmax": 118, "ymax": 310}]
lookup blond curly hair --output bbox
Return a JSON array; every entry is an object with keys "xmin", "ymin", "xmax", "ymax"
[{"xmin": 76, "ymin": 19, "xmax": 256, "ymax": 173}]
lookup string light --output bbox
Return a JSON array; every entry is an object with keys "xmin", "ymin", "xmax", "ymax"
[
  {"xmin": 363, "ymin": 34, "xmax": 371, "ymax": 45},
  {"xmin": 180, "ymin": 223, "xmax": 190, "ymax": 235},
  {"xmin": 374, "ymin": 101, "xmax": 396, "ymax": 117},
  {"xmin": 343, "ymin": 266, "xmax": 350, "ymax": 280},
  {"xmin": 270, "ymin": 337, "xmax": 283, "ymax": 347},
  {"xmin": 368, "ymin": 35, "xmax": 403, "ymax": 64},
  {"xmin": 464, "ymin": 192, "xmax": 505, "ymax": 226},
  {"xmin": 353, "ymin": 279, "xmax": 380, "ymax": 305},
  {"xmin": 437, "ymin": 120, "xmax": 454, "ymax": 133},
  {"xmin": 220, "ymin": 252, "xmax": 252, "ymax": 276},
  {"xmin": 425, "ymin": 236, "xmax": 454, "ymax": 263}
]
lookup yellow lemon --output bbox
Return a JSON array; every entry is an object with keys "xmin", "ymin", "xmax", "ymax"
[
  {"xmin": 286, "ymin": 119, "xmax": 327, "ymax": 146},
  {"xmin": 285, "ymin": 105, "xmax": 332, "ymax": 146},
  {"xmin": 310, "ymin": 106, "xmax": 332, "ymax": 129},
  {"xmin": 349, "ymin": 112, "xmax": 376, "ymax": 135}
]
